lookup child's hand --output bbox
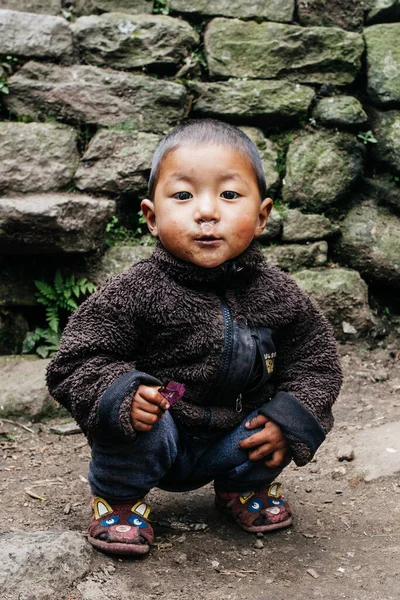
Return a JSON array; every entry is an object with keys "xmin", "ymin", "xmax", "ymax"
[
  {"xmin": 130, "ymin": 385, "xmax": 170, "ymax": 432},
  {"xmin": 238, "ymin": 414, "xmax": 291, "ymax": 468}
]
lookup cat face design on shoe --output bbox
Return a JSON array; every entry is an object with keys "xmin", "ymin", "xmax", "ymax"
[
  {"xmin": 239, "ymin": 483, "xmax": 285, "ymax": 515},
  {"xmin": 94, "ymin": 498, "xmax": 150, "ymax": 532}
]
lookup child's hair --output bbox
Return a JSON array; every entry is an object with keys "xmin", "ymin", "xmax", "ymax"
[{"xmin": 148, "ymin": 118, "xmax": 268, "ymax": 201}]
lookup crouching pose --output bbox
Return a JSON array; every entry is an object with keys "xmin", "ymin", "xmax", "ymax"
[{"xmin": 47, "ymin": 119, "xmax": 342, "ymax": 556}]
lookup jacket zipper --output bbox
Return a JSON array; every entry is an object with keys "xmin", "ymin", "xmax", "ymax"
[
  {"xmin": 219, "ymin": 299, "xmax": 243, "ymax": 413},
  {"xmin": 220, "ymin": 299, "xmax": 234, "ymax": 380}
]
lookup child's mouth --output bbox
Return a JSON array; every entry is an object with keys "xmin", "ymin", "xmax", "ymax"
[{"xmin": 195, "ymin": 236, "xmax": 222, "ymax": 245}]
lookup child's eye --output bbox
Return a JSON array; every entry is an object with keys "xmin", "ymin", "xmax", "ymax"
[
  {"xmin": 221, "ymin": 191, "xmax": 240, "ymax": 199},
  {"xmin": 173, "ymin": 191, "xmax": 192, "ymax": 201}
]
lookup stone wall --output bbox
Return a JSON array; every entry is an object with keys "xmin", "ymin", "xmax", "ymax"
[{"xmin": 0, "ymin": 0, "xmax": 399, "ymax": 353}]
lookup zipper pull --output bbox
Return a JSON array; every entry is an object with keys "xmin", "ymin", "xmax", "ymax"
[{"xmin": 236, "ymin": 394, "xmax": 243, "ymax": 413}]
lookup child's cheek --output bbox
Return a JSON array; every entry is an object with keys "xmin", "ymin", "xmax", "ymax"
[{"xmin": 233, "ymin": 217, "xmax": 258, "ymax": 239}]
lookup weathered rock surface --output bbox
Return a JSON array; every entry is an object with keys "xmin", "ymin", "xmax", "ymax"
[
  {"xmin": 365, "ymin": 0, "xmax": 400, "ymax": 24},
  {"xmin": 0, "ymin": 0, "xmax": 61, "ymax": 13},
  {"xmin": 334, "ymin": 200, "xmax": 400, "ymax": 288},
  {"xmin": 297, "ymin": 0, "xmax": 365, "ymax": 31},
  {"xmin": 258, "ymin": 208, "xmax": 283, "ymax": 244},
  {"xmin": 73, "ymin": 13, "xmax": 199, "ymax": 69},
  {"xmin": 282, "ymin": 209, "xmax": 339, "ymax": 242},
  {"xmin": 372, "ymin": 110, "xmax": 400, "ymax": 174},
  {"xmin": 351, "ymin": 420, "xmax": 400, "ymax": 482},
  {"xmin": 89, "ymin": 245, "xmax": 153, "ymax": 285},
  {"xmin": 0, "ymin": 311, "xmax": 28, "ymax": 355},
  {"xmin": 0, "ymin": 355, "xmax": 55, "ymax": 416},
  {"xmin": 191, "ymin": 80, "xmax": 315, "ymax": 125},
  {"xmin": 239, "ymin": 127, "xmax": 279, "ymax": 192},
  {"xmin": 0, "ymin": 9, "xmax": 72, "ymax": 59},
  {"xmin": 313, "ymin": 96, "xmax": 368, "ymax": 127},
  {"xmin": 75, "ymin": 130, "xmax": 160, "ymax": 194},
  {"xmin": 6, "ymin": 61, "xmax": 188, "ymax": 132},
  {"xmin": 0, "ymin": 122, "xmax": 79, "ymax": 194},
  {"xmin": 293, "ymin": 268, "xmax": 377, "ymax": 336},
  {"xmin": 205, "ymin": 18, "xmax": 364, "ymax": 84},
  {"xmin": 365, "ymin": 176, "xmax": 400, "ymax": 214},
  {"xmin": 0, "ymin": 530, "xmax": 91, "ymax": 599},
  {"xmin": 86, "ymin": 0, "xmax": 153, "ymax": 13},
  {"xmin": 365, "ymin": 23, "xmax": 400, "ymax": 106},
  {"xmin": 0, "ymin": 194, "xmax": 115, "ymax": 254},
  {"xmin": 282, "ymin": 131, "xmax": 364, "ymax": 212},
  {"xmin": 168, "ymin": 0, "xmax": 294, "ymax": 22},
  {"xmin": 260, "ymin": 241, "xmax": 328, "ymax": 272}
]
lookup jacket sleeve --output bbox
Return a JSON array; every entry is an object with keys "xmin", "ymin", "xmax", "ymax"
[
  {"xmin": 259, "ymin": 292, "xmax": 343, "ymax": 466},
  {"xmin": 46, "ymin": 273, "xmax": 160, "ymax": 441}
]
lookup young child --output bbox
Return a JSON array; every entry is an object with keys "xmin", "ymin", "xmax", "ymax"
[{"xmin": 46, "ymin": 119, "xmax": 342, "ymax": 557}]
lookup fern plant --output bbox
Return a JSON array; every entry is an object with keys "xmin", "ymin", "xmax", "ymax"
[{"xmin": 22, "ymin": 270, "xmax": 96, "ymax": 358}]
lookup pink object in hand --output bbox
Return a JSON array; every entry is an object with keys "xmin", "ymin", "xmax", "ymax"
[{"xmin": 159, "ymin": 381, "xmax": 186, "ymax": 406}]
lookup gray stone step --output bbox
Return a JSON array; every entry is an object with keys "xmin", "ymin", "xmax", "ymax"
[
  {"xmin": 191, "ymin": 79, "xmax": 315, "ymax": 125},
  {"xmin": 0, "ymin": 194, "xmax": 115, "ymax": 254},
  {"xmin": 0, "ymin": 8, "xmax": 72, "ymax": 58},
  {"xmin": 6, "ymin": 61, "xmax": 189, "ymax": 132},
  {"xmin": 168, "ymin": 0, "xmax": 294, "ymax": 22},
  {"xmin": 0, "ymin": 531, "xmax": 91, "ymax": 599},
  {"xmin": 0, "ymin": 122, "xmax": 79, "ymax": 195},
  {"xmin": 351, "ymin": 420, "xmax": 400, "ymax": 482},
  {"xmin": 73, "ymin": 13, "xmax": 199, "ymax": 69}
]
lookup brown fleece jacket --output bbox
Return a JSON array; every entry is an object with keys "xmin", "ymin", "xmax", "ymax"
[{"xmin": 46, "ymin": 242, "xmax": 342, "ymax": 466}]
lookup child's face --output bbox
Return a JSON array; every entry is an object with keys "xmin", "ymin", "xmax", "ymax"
[{"xmin": 141, "ymin": 144, "xmax": 272, "ymax": 269}]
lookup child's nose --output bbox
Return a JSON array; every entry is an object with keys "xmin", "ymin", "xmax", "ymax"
[{"xmin": 194, "ymin": 195, "xmax": 220, "ymax": 222}]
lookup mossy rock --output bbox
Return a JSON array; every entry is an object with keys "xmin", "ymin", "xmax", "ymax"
[
  {"xmin": 365, "ymin": 23, "xmax": 400, "ymax": 106},
  {"xmin": 293, "ymin": 267, "xmax": 378, "ymax": 337},
  {"xmin": 313, "ymin": 96, "xmax": 367, "ymax": 128},
  {"xmin": 282, "ymin": 130, "xmax": 364, "ymax": 212},
  {"xmin": 205, "ymin": 18, "xmax": 364, "ymax": 84},
  {"xmin": 372, "ymin": 110, "xmax": 400, "ymax": 174},
  {"xmin": 334, "ymin": 199, "xmax": 400, "ymax": 288}
]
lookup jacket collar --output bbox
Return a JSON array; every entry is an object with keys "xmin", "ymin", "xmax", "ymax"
[{"xmin": 151, "ymin": 240, "xmax": 265, "ymax": 290}]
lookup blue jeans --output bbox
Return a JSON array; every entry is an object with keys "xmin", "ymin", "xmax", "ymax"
[{"xmin": 89, "ymin": 409, "xmax": 286, "ymax": 501}]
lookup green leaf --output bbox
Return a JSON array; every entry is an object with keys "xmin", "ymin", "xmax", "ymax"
[
  {"xmin": 36, "ymin": 296, "xmax": 50, "ymax": 307},
  {"xmin": 34, "ymin": 280, "xmax": 57, "ymax": 302},
  {"xmin": 66, "ymin": 298, "xmax": 78, "ymax": 311},
  {"xmin": 22, "ymin": 331, "xmax": 37, "ymax": 353},
  {"xmin": 86, "ymin": 283, "xmax": 96, "ymax": 294},
  {"xmin": 36, "ymin": 345, "xmax": 51, "ymax": 358},
  {"xmin": 54, "ymin": 269, "xmax": 64, "ymax": 295},
  {"xmin": 46, "ymin": 307, "xmax": 59, "ymax": 333}
]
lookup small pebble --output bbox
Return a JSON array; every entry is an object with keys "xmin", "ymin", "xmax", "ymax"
[
  {"xmin": 305, "ymin": 486, "xmax": 313, "ymax": 493},
  {"xmin": 307, "ymin": 568, "xmax": 319, "ymax": 579},
  {"xmin": 337, "ymin": 445, "xmax": 355, "ymax": 462},
  {"xmin": 256, "ymin": 532, "xmax": 264, "ymax": 539},
  {"xmin": 175, "ymin": 553, "xmax": 187, "ymax": 564},
  {"xmin": 332, "ymin": 467, "xmax": 347, "ymax": 479},
  {"xmin": 63, "ymin": 502, "xmax": 72, "ymax": 515},
  {"xmin": 254, "ymin": 539, "xmax": 264, "ymax": 549}
]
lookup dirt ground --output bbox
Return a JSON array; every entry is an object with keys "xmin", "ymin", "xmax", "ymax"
[{"xmin": 1, "ymin": 335, "xmax": 400, "ymax": 600}]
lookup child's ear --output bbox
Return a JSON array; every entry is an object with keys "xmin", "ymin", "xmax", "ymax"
[
  {"xmin": 140, "ymin": 199, "xmax": 158, "ymax": 237},
  {"xmin": 254, "ymin": 197, "xmax": 273, "ymax": 237}
]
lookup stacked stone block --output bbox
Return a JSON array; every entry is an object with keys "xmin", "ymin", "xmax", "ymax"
[{"xmin": 0, "ymin": 0, "xmax": 399, "ymax": 353}]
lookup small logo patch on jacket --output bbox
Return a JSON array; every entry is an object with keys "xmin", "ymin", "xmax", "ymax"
[{"xmin": 264, "ymin": 352, "xmax": 276, "ymax": 374}]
